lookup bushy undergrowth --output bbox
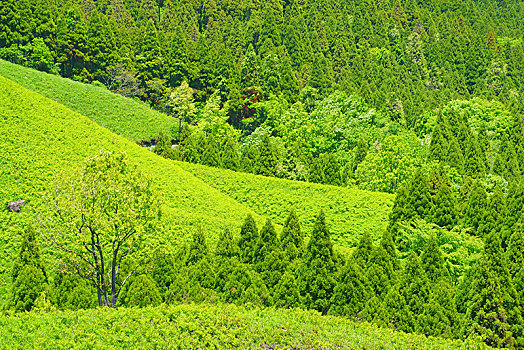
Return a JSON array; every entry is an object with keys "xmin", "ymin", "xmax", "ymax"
[
  {"xmin": 0, "ymin": 303, "xmax": 487, "ymax": 349},
  {"xmin": 0, "ymin": 59, "xmax": 176, "ymax": 141}
]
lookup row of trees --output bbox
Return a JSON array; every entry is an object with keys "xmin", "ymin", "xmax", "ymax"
[{"xmin": 10, "ymin": 206, "xmax": 524, "ymax": 347}]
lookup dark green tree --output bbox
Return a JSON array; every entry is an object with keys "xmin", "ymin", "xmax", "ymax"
[
  {"xmin": 430, "ymin": 178, "xmax": 458, "ymax": 229},
  {"xmin": 464, "ymin": 180, "xmax": 488, "ymax": 235},
  {"xmin": 255, "ymin": 134, "xmax": 278, "ymax": 177},
  {"xmin": 215, "ymin": 227, "xmax": 239, "ymax": 258},
  {"xmin": 280, "ymin": 209, "xmax": 303, "ymax": 261},
  {"xmin": 238, "ymin": 214, "xmax": 259, "ymax": 264},
  {"xmin": 186, "ymin": 228, "xmax": 209, "ymax": 266},
  {"xmin": 10, "ymin": 226, "xmax": 48, "ymax": 312},
  {"xmin": 421, "ymin": 235, "xmax": 446, "ymax": 283},
  {"xmin": 353, "ymin": 233, "xmax": 374, "ymax": 267},
  {"xmin": 329, "ymin": 260, "xmax": 370, "ymax": 318},
  {"xmin": 300, "ymin": 211, "xmax": 336, "ymax": 314}
]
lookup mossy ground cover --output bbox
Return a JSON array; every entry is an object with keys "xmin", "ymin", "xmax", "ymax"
[
  {"xmin": 0, "ymin": 59, "xmax": 176, "ymax": 142},
  {"xmin": 0, "ymin": 303, "xmax": 487, "ymax": 349},
  {"xmin": 179, "ymin": 162, "xmax": 394, "ymax": 247}
]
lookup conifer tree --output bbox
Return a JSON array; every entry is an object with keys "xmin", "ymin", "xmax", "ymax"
[
  {"xmin": 506, "ymin": 218, "xmax": 524, "ymax": 279},
  {"xmin": 379, "ymin": 285, "xmax": 413, "ymax": 332},
  {"xmin": 428, "ymin": 116, "xmax": 449, "ymax": 163},
  {"xmin": 280, "ymin": 209, "xmax": 303, "ymax": 261},
  {"xmin": 201, "ymin": 135, "xmax": 220, "ymax": 167},
  {"xmin": 238, "ymin": 214, "xmax": 259, "ymax": 264},
  {"xmin": 387, "ymin": 185, "xmax": 411, "ymax": 239},
  {"xmin": 321, "ymin": 153, "xmax": 342, "ymax": 186},
  {"xmin": 478, "ymin": 185, "xmax": 506, "ymax": 238},
  {"xmin": 351, "ymin": 137, "xmax": 368, "ymax": 173},
  {"xmin": 502, "ymin": 183, "xmax": 524, "ymax": 247},
  {"xmin": 255, "ymin": 219, "xmax": 278, "ymax": 264},
  {"xmin": 380, "ymin": 230, "xmax": 399, "ymax": 271},
  {"xmin": 406, "ymin": 169, "xmax": 433, "ymax": 221},
  {"xmin": 366, "ymin": 246, "xmax": 395, "ymax": 299},
  {"xmin": 464, "ymin": 135, "xmax": 486, "ymax": 177},
  {"xmin": 421, "ymin": 235, "xmax": 446, "ymax": 283},
  {"xmin": 400, "ymin": 252, "xmax": 430, "ymax": 321},
  {"xmin": 431, "ymin": 178, "xmax": 458, "ymax": 229},
  {"xmin": 464, "ymin": 180, "xmax": 488, "ymax": 235},
  {"xmin": 121, "ymin": 275, "xmax": 161, "ymax": 307},
  {"xmin": 274, "ymin": 268, "xmax": 301, "ymax": 308},
  {"xmin": 353, "ymin": 233, "xmax": 373, "ymax": 267},
  {"xmin": 256, "ymin": 134, "xmax": 278, "ymax": 176},
  {"xmin": 447, "ymin": 137, "xmax": 465, "ymax": 171},
  {"xmin": 308, "ymin": 157, "xmax": 324, "ymax": 184},
  {"xmin": 186, "ymin": 228, "xmax": 208, "ymax": 266},
  {"xmin": 153, "ymin": 131, "xmax": 172, "ymax": 159},
  {"xmin": 221, "ymin": 135, "xmax": 240, "ymax": 171},
  {"xmin": 300, "ymin": 211, "xmax": 336, "ymax": 314},
  {"xmin": 215, "ymin": 228, "xmax": 239, "ymax": 258},
  {"xmin": 10, "ymin": 226, "xmax": 48, "ymax": 312},
  {"xmin": 468, "ymin": 256, "xmax": 515, "ymax": 348},
  {"xmin": 330, "ymin": 260, "xmax": 370, "ymax": 318},
  {"xmin": 418, "ymin": 279, "xmax": 461, "ymax": 338}
]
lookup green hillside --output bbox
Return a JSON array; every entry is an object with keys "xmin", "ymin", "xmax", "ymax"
[
  {"xmin": 0, "ymin": 61, "xmax": 393, "ymax": 249},
  {"xmin": 0, "ymin": 59, "xmax": 176, "ymax": 142},
  {"xmin": 180, "ymin": 161, "xmax": 393, "ymax": 247},
  {"xmin": 0, "ymin": 75, "xmax": 262, "ymax": 297},
  {"xmin": 0, "ymin": 303, "xmax": 486, "ymax": 349}
]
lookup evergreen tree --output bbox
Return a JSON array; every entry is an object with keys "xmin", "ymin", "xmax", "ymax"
[
  {"xmin": 502, "ymin": 183, "xmax": 524, "ymax": 248},
  {"xmin": 256, "ymin": 134, "xmax": 278, "ymax": 177},
  {"xmin": 10, "ymin": 226, "xmax": 48, "ymax": 312},
  {"xmin": 367, "ymin": 246, "xmax": 395, "ymax": 299},
  {"xmin": 201, "ymin": 135, "xmax": 220, "ymax": 167},
  {"xmin": 215, "ymin": 227, "xmax": 239, "ymax": 258},
  {"xmin": 353, "ymin": 232, "xmax": 373, "ymax": 267},
  {"xmin": 421, "ymin": 235, "xmax": 446, "ymax": 283},
  {"xmin": 400, "ymin": 252, "xmax": 431, "ymax": 323},
  {"xmin": 430, "ymin": 178, "xmax": 458, "ymax": 229},
  {"xmin": 330, "ymin": 260, "xmax": 370, "ymax": 318},
  {"xmin": 468, "ymin": 256, "xmax": 515, "ymax": 348},
  {"xmin": 351, "ymin": 137, "xmax": 368, "ymax": 173},
  {"xmin": 238, "ymin": 214, "xmax": 259, "ymax": 264},
  {"xmin": 387, "ymin": 185, "xmax": 411, "ymax": 239},
  {"xmin": 464, "ymin": 180, "xmax": 488, "ymax": 235},
  {"xmin": 280, "ymin": 209, "xmax": 303, "ymax": 261},
  {"xmin": 308, "ymin": 157, "xmax": 323, "ymax": 184},
  {"xmin": 255, "ymin": 219, "xmax": 278, "ymax": 264},
  {"xmin": 153, "ymin": 131, "xmax": 172, "ymax": 159},
  {"xmin": 221, "ymin": 135, "xmax": 240, "ymax": 171},
  {"xmin": 406, "ymin": 169, "xmax": 433, "ymax": 221},
  {"xmin": 464, "ymin": 135, "xmax": 486, "ymax": 177},
  {"xmin": 120, "ymin": 275, "xmax": 161, "ymax": 307},
  {"xmin": 300, "ymin": 211, "xmax": 336, "ymax": 314},
  {"xmin": 478, "ymin": 185, "xmax": 506, "ymax": 238},
  {"xmin": 186, "ymin": 228, "xmax": 208, "ymax": 266},
  {"xmin": 274, "ymin": 268, "xmax": 301, "ymax": 308},
  {"xmin": 428, "ymin": 115, "xmax": 450, "ymax": 163},
  {"xmin": 418, "ymin": 279, "xmax": 461, "ymax": 338},
  {"xmin": 321, "ymin": 153, "xmax": 342, "ymax": 186}
]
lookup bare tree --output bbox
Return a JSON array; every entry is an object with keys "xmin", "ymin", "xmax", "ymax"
[{"xmin": 37, "ymin": 151, "xmax": 161, "ymax": 307}]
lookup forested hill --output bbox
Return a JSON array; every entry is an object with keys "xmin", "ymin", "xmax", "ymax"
[{"xmin": 1, "ymin": 0, "xmax": 524, "ymax": 124}]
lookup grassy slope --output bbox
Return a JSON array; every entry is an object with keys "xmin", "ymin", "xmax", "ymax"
[
  {"xmin": 0, "ymin": 59, "xmax": 176, "ymax": 142},
  {"xmin": 0, "ymin": 303, "xmax": 486, "ymax": 349},
  {"xmin": 0, "ymin": 75, "xmax": 261, "ymax": 301},
  {"xmin": 179, "ymin": 162, "xmax": 394, "ymax": 247}
]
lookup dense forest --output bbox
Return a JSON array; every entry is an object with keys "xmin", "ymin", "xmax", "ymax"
[{"xmin": 1, "ymin": 0, "xmax": 524, "ymax": 348}]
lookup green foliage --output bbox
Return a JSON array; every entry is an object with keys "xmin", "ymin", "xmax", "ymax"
[{"xmin": 0, "ymin": 303, "xmax": 488, "ymax": 349}]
